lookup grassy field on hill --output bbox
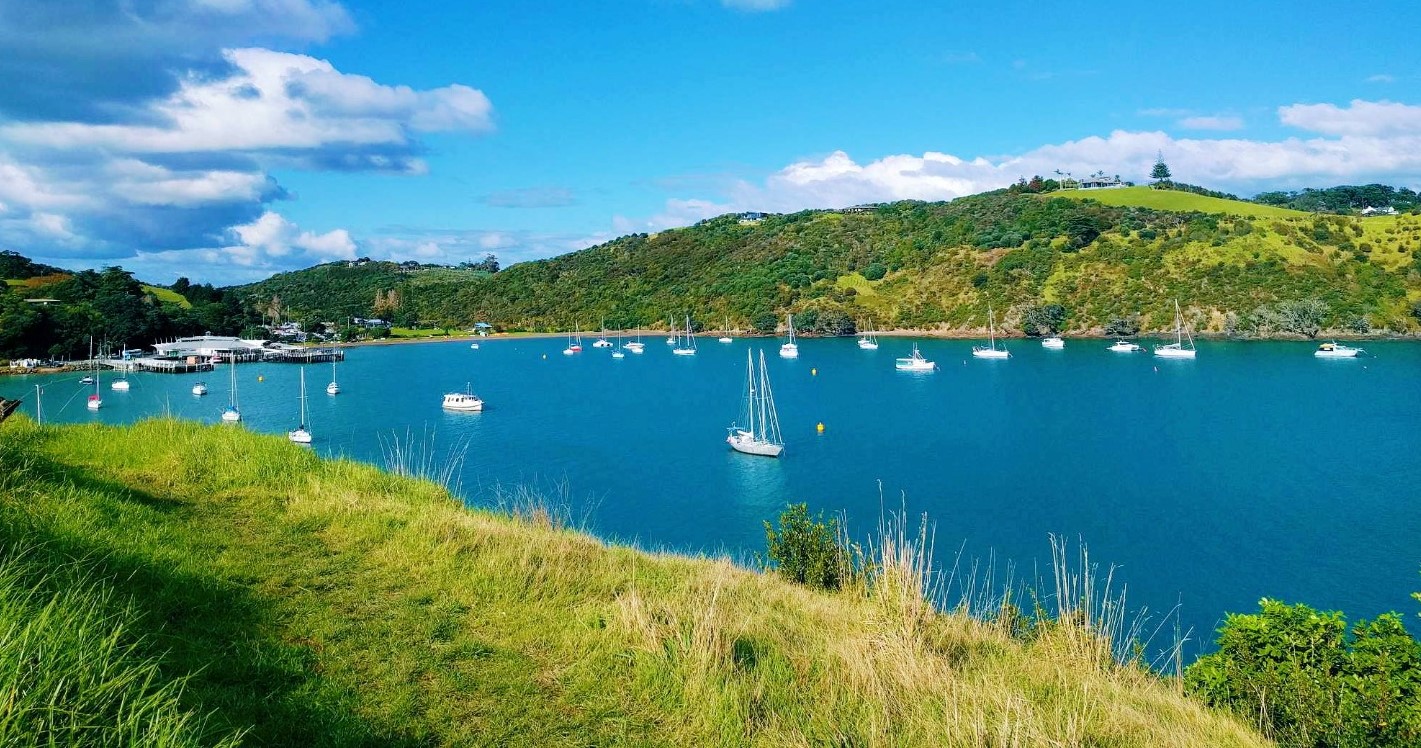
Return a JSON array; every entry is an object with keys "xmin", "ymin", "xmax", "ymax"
[
  {"xmin": 1056, "ymin": 186, "xmax": 1309, "ymax": 219},
  {"xmin": 0, "ymin": 417, "xmax": 1268, "ymax": 746}
]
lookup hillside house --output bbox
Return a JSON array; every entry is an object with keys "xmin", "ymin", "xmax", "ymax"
[{"xmin": 1079, "ymin": 175, "xmax": 1126, "ymax": 190}]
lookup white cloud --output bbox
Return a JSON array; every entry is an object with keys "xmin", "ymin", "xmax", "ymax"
[
  {"xmin": 721, "ymin": 0, "xmax": 791, "ymax": 10},
  {"xmin": 231, "ymin": 211, "xmax": 355, "ymax": 261},
  {"xmin": 1366, "ymin": 74, "xmax": 1396, "ymax": 84},
  {"xmin": 1279, "ymin": 99, "xmax": 1421, "ymax": 137},
  {"xmin": 2, "ymin": 48, "xmax": 493, "ymax": 157},
  {"xmin": 645, "ymin": 100, "xmax": 1421, "ymax": 222},
  {"xmin": 1178, "ymin": 115, "xmax": 1244, "ymax": 131}
]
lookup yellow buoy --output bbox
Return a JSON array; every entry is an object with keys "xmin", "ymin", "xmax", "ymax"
[
  {"xmin": 257, "ymin": 375, "xmax": 264, "ymax": 382},
  {"xmin": 811, "ymin": 368, "xmax": 817, "ymax": 376},
  {"xmin": 816, "ymin": 422, "xmax": 825, "ymax": 433}
]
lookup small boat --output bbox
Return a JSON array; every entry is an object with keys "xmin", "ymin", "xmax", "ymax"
[
  {"xmin": 895, "ymin": 344, "xmax": 936, "ymax": 371},
  {"xmin": 592, "ymin": 319, "xmax": 613, "ymax": 348},
  {"xmin": 79, "ymin": 376, "xmax": 94, "ymax": 385},
  {"xmin": 221, "ymin": 360, "xmax": 241, "ymax": 423},
  {"xmin": 1154, "ymin": 300, "xmax": 1197, "ymax": 359},
  {"xmin": 857, "ymin": 325, "xmax": 879, "ymax": 350},
  {"xmin": 612, "ymin": 330, "xmax": 626, "ymax": 359},
  {"xmin": 971, "ymin": 306, "xmax": 1010, "ymax": 359},
  {"xmin": 624, "ymin": 332, "xmax": 645, "ymax": 354},
  {"xmin": 563, "ymin": 326, "xmax": 583, "ymax": 355},
  {"xmin": 1108, "ymin": 340, "xmax": 1143, "ymax": 353},
  {"xmin": 470, "ymin": 342, "xmax": 479, "ymax": 349},
  {"xmin": 288, "ymin": 368, "xmax": 312, "ymax": 444},
  {"xmin": 673, "ymin": 315, "xmax": 697, "ymax": 356},
  {"xmin": 665, "ymin": 316, "xmax": 676, "ymax": 345},
  {"xmin": 192, "ymin": 381, "xmax": 208, "ymax": 396},
  {"xmin": 111, "ymin": 344, "xmax": 132, "ymax": 390},
  {"xmin": 718, "ymin": 317, "xmax": 733, "ymax": 343},
  {"xmin": 85, "ymin": 337, "xmax": 102, "ymax": 410},
  {"xmin": 326, "ymin": 359, "xmax": 340, "ymax": 395},
  {"xmin": 1315, "ymin": 341, "xmax": 1364, "ymax": 358},
  {"xmin": 1041, "ymin": 336, "xmax": 1065, "ymax": 349},
  {"xmin": 727, "ymin": 349, "xmax": 784, "ymax": 457},
  {"xmin": 442, "ymin": 383, "xmax": 484, "ymax": 412},
  {"xmin": 779, "ymin": 314, "xmax": 799, "ymax": 359}
]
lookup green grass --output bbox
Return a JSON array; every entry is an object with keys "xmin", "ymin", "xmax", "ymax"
[
  {"xmin": 142, "ymin": 284, "xmax": 192, "ymax": 308},
  {"xmin": 0, "ymin": 417, "xmax": 1269, "ymax": 746},
  {"xmin": 4, "ymin": 279, "xmax": 22, "ymax": 287},
  {"xmin": 389, "ymin": 326, "xmax": 457, "ymax": 338},
  {"xmin": 1056, "ymin": 186, "xmax": 1309, "ymax": 218}
]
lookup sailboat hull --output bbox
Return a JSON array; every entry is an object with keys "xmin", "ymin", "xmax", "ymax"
[
  {"xmin": 1153, "ymin": 346, "xmax": 1196, "ymax": 359},
  {"xmin": 728, "ymin": 432, "xmax": 783, "ymax": 457},
  {"xmin": 971, "ymin": 348, "xmax": 1010, "ymax": 359}
]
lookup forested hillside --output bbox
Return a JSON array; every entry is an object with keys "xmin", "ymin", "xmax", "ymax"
[{"xmin": 430, "ymin": 188, "xmax": 1421, "ymax": 336}]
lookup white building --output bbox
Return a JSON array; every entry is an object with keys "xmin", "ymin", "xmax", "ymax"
[{"xmin": 152, "ymin": 335, "xmax": 267, "ymax": 358}]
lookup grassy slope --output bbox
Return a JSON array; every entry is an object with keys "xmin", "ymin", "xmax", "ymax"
[
  {"xmin": 1056, "ymin": 186, "xmax": 1308, "ymax": 219},
  {"xmin": 0, "ymin": 418, "xmax": 1268, "ymax": 747}
]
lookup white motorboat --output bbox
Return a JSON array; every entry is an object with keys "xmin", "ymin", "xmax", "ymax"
[
  {"xmin": 592, "ymin": 319, "xmax": 613, "ymax": 348},
  {"xmin": 971, "ymin": 306, "xmax": 1011, "ymax": 359},
  {"xmin": 221, "ymin": 359, "xmax": 241, "ymax": 422},
  {"xmin": 727, "ymin": 349, "xmax": 784, "ymax": 457},
  {"xmin": 624, "ymin": 332, "xmax": 645, "ymax": 354},
  {"xmin": 1153, "ymin": 299, "xmax": 1197, "ymax": 359},
  {"xmin": 895, "ymin": 344, "xmax": 936, "ymax": 371},
  {"xmin": 779, "ymin": 313, "xmax": 799, "ymax": 359},
  {"xmin": 1041, "ymin": 336, "xmax": 1065, "ymax": 349},
  {"xmin": 1315, "ymin": 341, "xmax": 1363, "ymax": 358},
  {"xmin": 110, "ymin": 378, "xmax": 130, "ymax": 391},
  {"xmin": 1108, "ymin": 340, "xmax": 1143, "ymax": 352},
  {"xmin": 672, "ymin": 315, "xmax": 697, "ymax": 355},
  {"xmin": 192, "ymin": 381, "xmax": 208, "ymax": 396},
  {"xmin": 288, "ymin": 368, "xmax": 312, "ymax": 444},
  {"xmin": 442, "ymin": 383, "xmax": 484, "ymax": 412},
  {"xmin": 470, "ymin": 342, "xmax": 479, "ymax": 349}
]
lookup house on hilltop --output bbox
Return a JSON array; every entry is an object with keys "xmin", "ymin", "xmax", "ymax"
[{"xmin": 1079, "ymin": 174, "xmax": 1126, "ymax": 190}]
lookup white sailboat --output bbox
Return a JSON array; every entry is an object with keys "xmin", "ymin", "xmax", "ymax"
[
  {"xmin": 111, "ymin": 347, "xmax": 131, "ymax": 391},
  {"xmin": 1315, "ymin": 341, "xmax": 1364, "ymax": 358},
  {"xmin": 288, "ymin": 368, "xmax": 312, "ymax": 444},
  {"xmin": 86, "ymin": 337, "xmax": 102, "ymax": 410},
  {"xmin": 1153, "ymin": 300, "xmax": 1197, "ymax": 359},
  {"xmin": 665, "ymin": 316, "xmax": 676, "ymax": 345},
  {"xmin": 612, "ymin": 329, "xmax": 626, "ymax": 359},
  {"xmin": 971, "ymin": 306, "xmax": 1010, "ymax": 359},
  {"xmin": 592, "ymin": 318, "xmax": 613, "ymax": 348},
  {"xmin": 857, "ymin": 323, "xmax": 879, "ymax": 350},
  {"xmin": 221, "ymin": 359, "xmax": 241, "ymax": 422},
  {"xmin": 442, "ymin": 382, "xmax": 484, "ymax": 411},
  {"xmin": 673, "ymin": 315, "xmax": 697, "ymax": 355},
  {"xmin": 624, "ymin": 330, "xmax": 645, "ymax": 354},
  {"xmin": 563, "ymin": 325, "xmax": 583, "ymax": 355},
  {"xmin": 326, "ymin": 359, "xmax": 340, "ymax": 395},
  {"xmin": 779, "ymin": 314, "xmax": 799, "ymax": 359},
  {"xmin": 727, "ymin": 350, "xmax": 784, "ymax": 457},
  {"xmin": 895, "ymin": 343, "xmax": 936, "ymax": 371},
  {"xmin": 718, "ymin": 317, "xmax": 733, "ymax": 344}
]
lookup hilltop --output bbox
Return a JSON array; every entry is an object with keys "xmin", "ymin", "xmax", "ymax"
[
  {"xmin": 1055, "ymin": 185, "xmax": 1308, "ymax": 219},
  {"xmin": 0, "ymin": 417, "xmax": 1266, "ymax": 746}
]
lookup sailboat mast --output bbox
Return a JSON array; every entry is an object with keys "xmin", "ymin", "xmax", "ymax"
[{"xmin": 745, "ymin": 350, "xmax": 756, "ymax": 437}]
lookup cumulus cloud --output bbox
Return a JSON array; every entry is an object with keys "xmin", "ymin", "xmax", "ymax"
[
  {"xmin": 1279, "ymin": 99, "xmax": 1421, "ymax": 137},
  {"xmin": 0, "ymin": 5, "xmax": 494, "ymax": 275},
  {"xmin": 637, "ymin": 100, "xmax": 1421, "ymax": 227}
]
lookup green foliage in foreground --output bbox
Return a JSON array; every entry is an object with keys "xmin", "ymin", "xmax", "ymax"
[
  {"xmin": 0, "ymin": 417, "xmax": 1267, "ymax": 746},
  {"xmin": 763, "ymin": 503, "xmax": 856, "ymax": 591},
  {"xmin": 1185, "ymin": 598, "xmax": 1421, "ymax": 748}
]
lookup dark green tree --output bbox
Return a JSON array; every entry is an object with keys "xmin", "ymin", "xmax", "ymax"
[
  {"xmin": 1151, "ymin": 153, "xmax": 1172, "ymax": 183},
  {"xmin": 763, "ymin": 504, "xmax": 852, "ymax": 591}
]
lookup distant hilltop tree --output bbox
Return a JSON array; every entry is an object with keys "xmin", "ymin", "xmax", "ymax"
[{"xmin": 1150, "ymin": 153, "xmax": 1172, "ymax": 184}]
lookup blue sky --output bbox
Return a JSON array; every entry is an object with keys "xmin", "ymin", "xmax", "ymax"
[{"xmin": 0, "ymin": 0, "xmax": 1417, "ymax": 284}]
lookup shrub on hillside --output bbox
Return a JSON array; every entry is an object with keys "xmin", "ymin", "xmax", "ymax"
[
  {"xmin": 861, "ymin": 262, "xmax": 887, "ymax": 281},
  {"xmin": 1185, "ymin": 598, "xmax": 1421, "ymax": 748},
  {"xmin": 1104, "ymin": 314, "xmax": 1140, "ymax": 336},
  {"xmin": 1019, "ymin": 304, "xmax": 1067, "ymax": 336},
  {"xmin": 763, "ymin": 504, "xmax": 855, "ymax": 591}
]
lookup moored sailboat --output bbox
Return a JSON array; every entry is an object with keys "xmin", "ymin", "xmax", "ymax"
[
  {"xmin": 779, "ymin": 314, "xmax": 799, "ymax": 359},
  {"xmin": 727, "ymin": 349, "xmax": 784, "ymax": 457},
  {"xmin": 1153, "ymin": 300, "xmax": 1197, "ymax": 359},
  {"xmin": 288, "ymin": 367, "xmax": 312, "ymax": 443},
  {"xmin": 673, "ymin": 315, "xmax": 697, "ymax": 356},
  {"xmin": 971, "ymin": 306, "xmax": 1010, "ymax": 359},
  {"xmin": 221, "ymin": 358, "xmax": 241, "ymax": 422}
]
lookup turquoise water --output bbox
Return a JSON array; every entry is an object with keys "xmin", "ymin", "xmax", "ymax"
[{"xmin": 5, "ymin": 336, "xmax": 1419, "ymax": 655}]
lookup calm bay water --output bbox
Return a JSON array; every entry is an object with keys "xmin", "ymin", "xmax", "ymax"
[{"xmin": 5, "ymin": 336, "xmax": 1419, "ymax": 654}]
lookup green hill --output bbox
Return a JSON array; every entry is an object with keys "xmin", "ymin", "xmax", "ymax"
[
  {"xmin": 0, "ymin": 417, "xmax": 1267, "ymax": 746},
  {"xmin": 234, "ymin": 260, "xmax": 491, "ymax": 326},
  {"xmin": 1057, "ymin": 185, "xmax": 1308, "ymax": 219},
  {"xmin": 424, "ymin": 190, "xmax": 1420, "ymax": 337}
]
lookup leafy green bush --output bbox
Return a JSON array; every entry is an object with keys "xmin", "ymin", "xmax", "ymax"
[
  {"xmin": 1185, "ymin": 598, "xmax": 1421, "ymax": 747},
  {"xmin": 764, "ymin": 503, "xmax": 853, "ymax": 591},
  {"xmin": 861, "ymin": 262, "xmax": 887, "ymax": 281},
  {"xmin": 1019, "ymin": 304, "xmax": 1066, "ymax": 336}
]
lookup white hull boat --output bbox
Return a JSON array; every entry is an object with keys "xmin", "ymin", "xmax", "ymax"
[
  {"xmin": 1041, "ymin": 336, "xmax": 1065, "ymax": 349},
  {"xmin": 672, "ymin": 315, "xmax": 697, "ymax": 355},
  {"xmin": 111, "ymin": 379, "xmax": 130, "ymax": 391},
  {"xmin": 1315, "ymin": 342, "xmax": 1362, "ymax": 358},
  {"xmin": 326, "ymin": 359, "xmax": 340, "ymax": 395},
  {"xmin": 727, "ymin": 349, "xmax": 784, "ymax": 458},
  {"xmin": 288, "ymin": 367, "xmax": 312, "ymax": 443},
  {"xmin": 442, "ymin": 383, "xmax": 484, "ymax": 412},
  {"xmin": 221, "ymin": 359, "xmax": 241, "ymax": 422},
  {"xmin": 1153, "ymin": 300, "xmax": 1197, "ymax": 359},
  {"xmin": 971, "ymin": 306, "xmax": 1010, "ymax": 359},
  {"xmin": 779, "ymin": 313, "xmax": 799, "ymax": 358},
  {"xmin": 1108, "ymin": 340, "xmax": 1143, "ymax": 352},
  {"xmin": 192, "ymin": 382, "xmax": 208, "ymax": 396},
  {"xmin": 895, "ymin": 344, "xmax": 936, "ymax": 371}
]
